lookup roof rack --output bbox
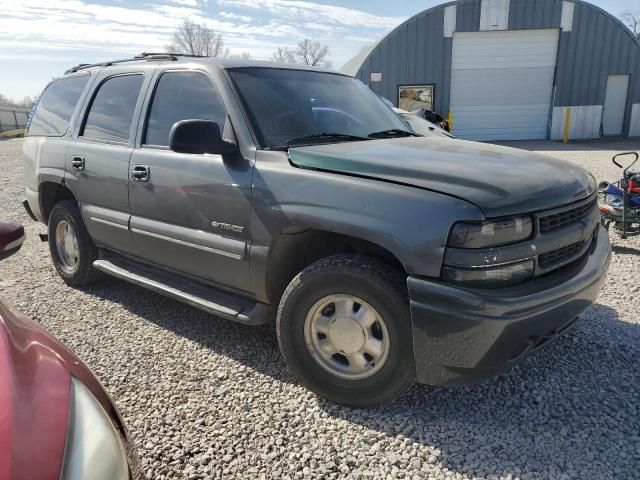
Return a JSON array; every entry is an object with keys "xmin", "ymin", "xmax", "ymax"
[{"xmin": 64, "ymin": 52, "xmax": 208, "ymax": 74}]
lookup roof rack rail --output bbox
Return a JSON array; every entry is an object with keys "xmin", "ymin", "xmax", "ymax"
[
  {"xmin": 64, "ymin": 52, "xmax": 208, "ymax": 74},
  {"xmin": 139, "ymin": 52, "xmax": 208, "ymax": 58}
]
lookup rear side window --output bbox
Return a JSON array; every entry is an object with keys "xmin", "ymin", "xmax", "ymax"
[
  {"xmin": 28, "ymin": 75, "xmax": 89, "ymax": 136},
  {"xmin": 144, "ymin": 71, "xmax": 226, "ymax": 147},
  {"xmin": 81, "ymin": 74, "xmax": 144, "ymax": 143}
]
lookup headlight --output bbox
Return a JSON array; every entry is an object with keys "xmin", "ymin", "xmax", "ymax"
[
  {"xmin": 448, "ymin": 216, "xmax": 533, "ymax": 248},
  {"xmin": 61, "ymin": 378, "xmax": 129, "ymax": 480},
  {"xmin": 441, "ymin": 260, "xmax": 534, "ymax": 288}
]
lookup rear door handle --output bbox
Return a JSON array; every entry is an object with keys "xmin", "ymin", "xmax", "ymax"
[
  {"xmin": 131, "ymin": 164, "xmax": 150, "ymax": 182},
  {"xmin": 70, "ymin": 156, "xmax": 85, "ymax": 171}
]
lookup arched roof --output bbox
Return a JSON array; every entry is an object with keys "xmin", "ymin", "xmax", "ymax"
[{"xmin": 340, "ymin": 0, "xmax": 639, "ymax": 78}]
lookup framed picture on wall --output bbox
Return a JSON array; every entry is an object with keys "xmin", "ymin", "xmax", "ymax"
[{"xmin": 398, "ymin": 85, "xmax": 434, "ymax": 112}]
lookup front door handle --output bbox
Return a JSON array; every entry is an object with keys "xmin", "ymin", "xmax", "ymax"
[
  {"xmin": 70, "ymin": 156, "xmax": 85, "ymax": 171},
  {"xmin": 131, "ymin": 165, "xmax": 150, "ymax": 182}
]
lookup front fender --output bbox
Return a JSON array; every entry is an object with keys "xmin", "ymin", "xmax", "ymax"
[{"xmin": 251, "ymin": 154, "xmax": 484, "ymax": 277}]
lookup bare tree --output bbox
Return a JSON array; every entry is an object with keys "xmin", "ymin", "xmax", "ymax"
[
  {"xmin": 0, "ymin": 94, "xmax": 35, "ymax": 109},
  {"xmin": 622, "ymin": 11, "xmax": 640, "ymax": 39},
  {"xmin": 18, "ymin": 96, "xmax": 36, "ymax": 109},
  {"xmin": 297, "ymin": 39, "xmax": 331, "ymax": 67},
  {"xmin": 229, "ymin": 51, "xmax": 252, "ymax": 60},
  {"xmin": 271, "ymin": 39, "xmax": 331, "ymax": 67},
  {"xmin": 166, "ymin": 19, "xmax": 230, "ymax": 57},
  {"xmin": 271, "ymin": 46, "xmax": 296, "ymax": 64}
]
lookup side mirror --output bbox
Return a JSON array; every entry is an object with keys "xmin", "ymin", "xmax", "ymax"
[
  {"xmin": 169, "ymin": 119, "xmax": 238, "ymax": 155},
  {"xmin": 0, "ymin": 221, "xmax": 25, "ymax": 261}
]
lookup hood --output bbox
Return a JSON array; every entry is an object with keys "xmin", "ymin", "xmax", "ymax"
[
  {"xmin": 0, "ymin": 301, "xmax": 133, "ymax": 479},
  {"xmin": 288, "ymin": 138, "xmax": 596, "ymax": 218},
  {"xmin": 0, "ymin": 301, "xmax": 71, "ymax": 480}
]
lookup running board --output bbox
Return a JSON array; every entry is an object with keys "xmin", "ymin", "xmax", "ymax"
[{"xmin": 93, "ymin": 256, "xmax": 272, "ymax": 325}]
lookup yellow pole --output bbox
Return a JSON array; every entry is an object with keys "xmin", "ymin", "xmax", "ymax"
[
  {"xmin": 448, "ymin": 111, "xmax": 453, "ymax": 134},
  {"xmin": 563, "ymin": 107, "xmax": 572, "ymax": 144}
]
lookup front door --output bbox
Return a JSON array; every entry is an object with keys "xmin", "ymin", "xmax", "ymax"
[
  {"xmin": 603, "ymin": 74, "xmax": 629, "ymax": 136},
  {"xmin": 66, "ymin": 69, "xmax": 151, "ymax": 254},
  {"xmin": 128, "ymin": 70, "xmax": 253, "ymax": 292}
]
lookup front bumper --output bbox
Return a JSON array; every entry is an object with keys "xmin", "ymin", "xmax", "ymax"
[{"xmin": 408, "ymin": 225, "xmax": 611, "ymax": 386}]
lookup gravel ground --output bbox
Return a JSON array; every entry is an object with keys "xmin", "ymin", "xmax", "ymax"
[{"xmin": 1, "ymin": 138, "xmax": 640, "ymax": 479}]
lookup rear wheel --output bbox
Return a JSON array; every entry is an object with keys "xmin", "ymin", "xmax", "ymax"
[
  {"xmin": 277, "ymin": 255, "xmax": 415, "ymax": 407},
  {"xmin": 48, "ymin": 200, "xmax": 101, "ymax": 286}
]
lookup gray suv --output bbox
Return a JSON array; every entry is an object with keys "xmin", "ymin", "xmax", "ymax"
[{"xmin": 22, "ymin": 53, "xmax": 611, "ymax": 406}]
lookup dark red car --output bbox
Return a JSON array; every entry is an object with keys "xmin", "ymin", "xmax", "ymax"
[{"xmin": 0, "ymin": 221, "xmax": 139, "ymax": 479}]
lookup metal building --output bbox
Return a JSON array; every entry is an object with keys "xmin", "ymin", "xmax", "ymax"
[{"xmin": 342, "ymin": 0, "xmax": 640, "ymax": 141}]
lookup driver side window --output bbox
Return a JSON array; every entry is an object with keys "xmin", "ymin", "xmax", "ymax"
[{"xmin": 144, "ymin": 71, "xmax": 226, "ymax": 147}]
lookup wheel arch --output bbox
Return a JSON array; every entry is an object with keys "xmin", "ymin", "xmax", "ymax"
[
  {"xmin": 39, "ymin": 181, "xmax": 78, "ymax": 224},
  {"xmin": 263, "ymin": 227, "xmax": 407, "ymax": 305}
]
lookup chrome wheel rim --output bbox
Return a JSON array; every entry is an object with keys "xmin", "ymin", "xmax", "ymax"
[
  {"xmin": 304, "ymin": 294, "xmax": 390, "ymax": 380},
  {"xmin": 55, "ymin": 220, "xmax": 79, "ymax": 272}
]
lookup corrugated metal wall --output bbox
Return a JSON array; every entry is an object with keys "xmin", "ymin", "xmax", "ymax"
[
  {"xmin": 353, "ymin": 0, "xmax": 640, "ymax": 138},
  {"xmin": 554, "ymin": 1, "xmax": 640, "ymax": 135},
  {"xmin": 456, "ymin": 0, "xmax": 481, "ymax": 31},
  {"xmin": 357, "ymin": 7, "xmax": 451, "ymax": 112},
  {"xmin": 509, "ymin": 0, "xmax": 561, "ymax": 30},
  {"xmin": 356, "ymin": 4, "xmax": 453, "ymax": 115}
]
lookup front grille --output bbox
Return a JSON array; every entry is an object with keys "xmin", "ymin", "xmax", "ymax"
[
  {"xmin": 538, "ymin": 240, "xmax": 587, "ymax": 268},
  {"xmin": 538, "ymin": 198, "xmax": 597, "ymax": 233}
]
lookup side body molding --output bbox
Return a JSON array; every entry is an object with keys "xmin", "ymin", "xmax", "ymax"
[
  {"xmin": 80, "ymin": 204, "xmax": 137, "ymax": 255},
  {"xmin": 129, "ymin": 216, "xmax": 246, "ymax": 260}
]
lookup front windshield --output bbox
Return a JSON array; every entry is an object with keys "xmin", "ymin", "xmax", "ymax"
[{"xmin": 228, "ymin": 68, "xmax": 412, "ymax": 148}]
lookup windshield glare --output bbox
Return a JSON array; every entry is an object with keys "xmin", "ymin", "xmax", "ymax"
[{"xmin": 228, "ymin": 68, "xmax": 411, "ymax": 148}]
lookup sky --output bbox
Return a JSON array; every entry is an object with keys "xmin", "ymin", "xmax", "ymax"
[{"xmin": 0, "ymin": 0, "xmax": 637, "ymax": 101}]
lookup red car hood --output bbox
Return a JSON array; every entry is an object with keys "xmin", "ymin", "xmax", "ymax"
[
  {"xmin": 0, "ymin": 222, "xmax": 24, "ymax": 252},
  {"xmin": 0, "ymin": 301, "xmax": 134, "ymax": 479},
  {"xmin": 0, "ymin": 302, "xmax": 71, "ymax": 479}
]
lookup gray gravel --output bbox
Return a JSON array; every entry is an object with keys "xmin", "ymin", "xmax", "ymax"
[{"xmin": 1, "ymin": 138, "xmax": 640, "ymax": 479}]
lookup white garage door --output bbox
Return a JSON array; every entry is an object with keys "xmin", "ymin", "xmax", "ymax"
[{"xmin": 450, "ymin": 29, "xmax": 559, "ymax": 141}]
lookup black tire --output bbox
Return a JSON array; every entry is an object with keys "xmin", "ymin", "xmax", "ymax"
[
  {"xmin": 277, "ymin": 255, "xmax": 415, "ymax": 407},
  {"xmin": 48, "ymin": 200, "xmax": 102, "ymax": 286}
]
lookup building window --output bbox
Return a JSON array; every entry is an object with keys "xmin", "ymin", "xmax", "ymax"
[{"xmin": 398, "ymin": 85, "xmax": 434, "ymax": 112}]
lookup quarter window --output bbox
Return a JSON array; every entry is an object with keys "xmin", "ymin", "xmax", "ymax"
[
  {"xmin": 144, "ymin": 71, "xmax": 226, "ymax": 147},
  {"xmin": 27, "ymin": 75, "xmax": 90, "ymax": 136},
  {"xmin": 81, "ymin": 75, "xmax": 144, "ymax": 143}
]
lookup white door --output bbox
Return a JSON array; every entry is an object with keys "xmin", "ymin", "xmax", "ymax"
[
  {"xmin": 450, "ymin": 29, "xmax": 559, "ymax": 141},
  {"xmin": 603, "ymin": 75, "xmax": 629, "ymax": 136}
]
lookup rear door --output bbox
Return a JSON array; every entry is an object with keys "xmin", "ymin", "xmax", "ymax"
[
  {"xmin": 603, "ymin": 75, "xmax": 629, "ymax": 136},
  {"xmin": 66, "ymin": 65, "xmax": 153, "ymax": 254},
  {"xmin": 23, "ymin": 73, "xmax": 92, "ymax": 222},
  {"xmin": 128, "ymin": 69, "xmax": 253, "ymax": 291}
]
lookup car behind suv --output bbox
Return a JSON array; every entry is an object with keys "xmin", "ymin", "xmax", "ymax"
[{"xmin": 22, "ymin": 53, "xmax": 610, "ymax": 406}]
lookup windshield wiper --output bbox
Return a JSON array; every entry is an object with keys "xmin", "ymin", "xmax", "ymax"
[
  {"xmin": 286, "ymin": 132, "xmax": 371, "ymax": 147},
  {"xmin": 367, "ymin": 129, "xmax": 418, "ymax": 139}
]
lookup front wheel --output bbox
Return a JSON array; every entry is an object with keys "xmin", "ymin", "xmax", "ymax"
[{"xmin": 276, "ymin": 255, "xmax": 415, "ymax": 407}]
